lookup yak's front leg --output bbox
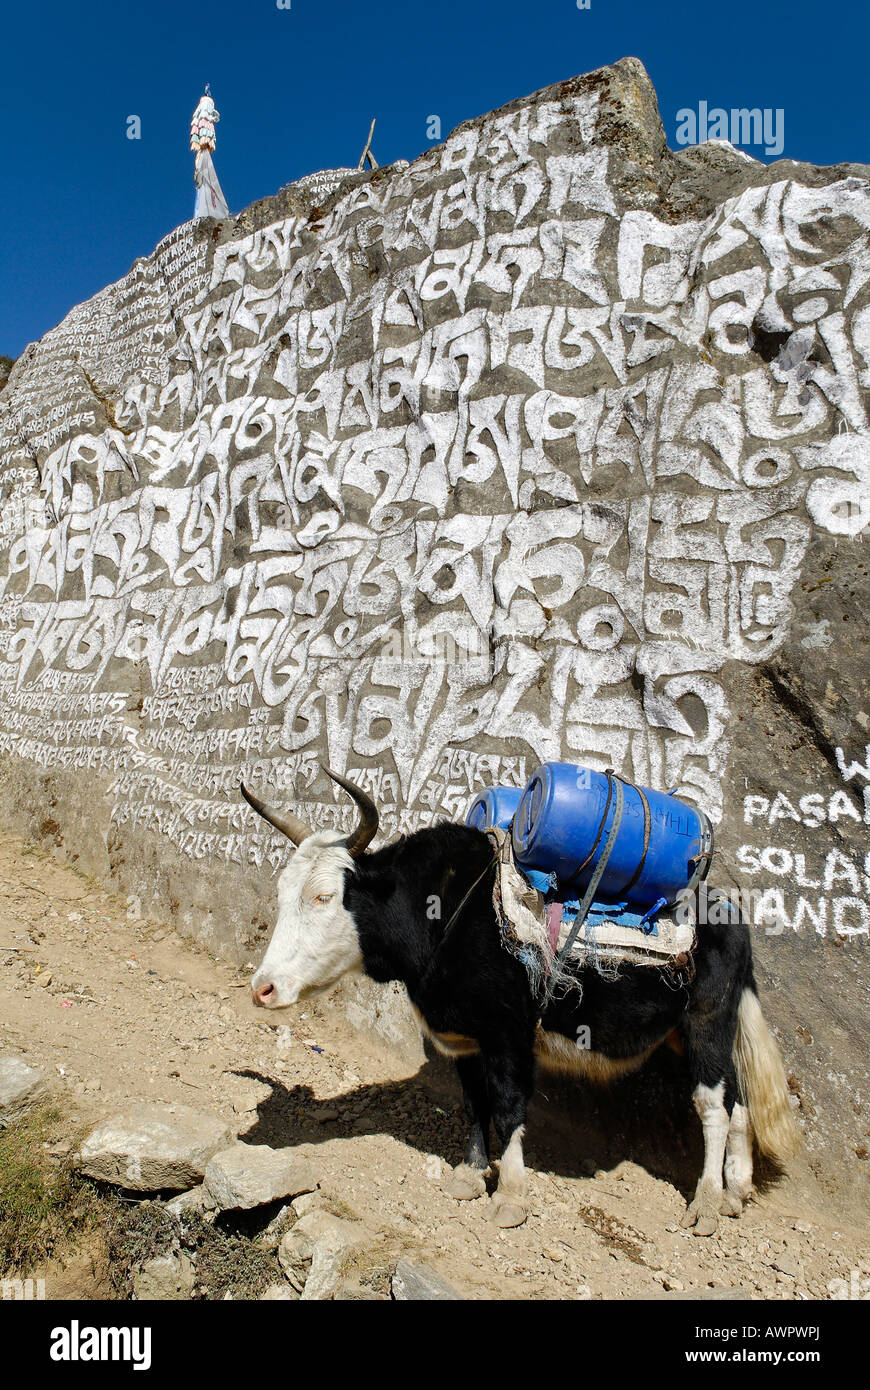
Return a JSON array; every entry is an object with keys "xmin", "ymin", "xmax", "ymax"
[
  {"xmin": 445, "ymin": 1053, "xmax": 491, "ymax": 1201},
  {"xmin": 486, "ymin": 1044, "xmax": 536, "ymax": 1229}
]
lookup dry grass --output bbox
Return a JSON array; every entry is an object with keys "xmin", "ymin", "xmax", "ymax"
[{"xmin": 0, "ymin": 1103, "xmax": 103, "ymax": 1274}]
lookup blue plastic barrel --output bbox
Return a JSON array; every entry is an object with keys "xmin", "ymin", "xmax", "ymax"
[
  {"xmin": 465, "ymin": 785, "xmax": 524, "ymax": 834},
  {"xmin": 511, "ymin": 763, "xmax": 712, "ymax": 908}
]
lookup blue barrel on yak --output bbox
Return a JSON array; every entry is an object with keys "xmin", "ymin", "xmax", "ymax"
[
  {"xmin": 511, "ymin": 763, "xmax": 713, "ymax": 909},
  {"xmin": 465, "ymin": 785, "xmax": 523, "ymax": 834}
]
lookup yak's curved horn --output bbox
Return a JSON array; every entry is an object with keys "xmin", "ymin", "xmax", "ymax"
[
  {"xmin": 240, "ymin": 782, "xmax": 313, "ymax": 846},
  {"xmin": 322, "ymin": 766, "xmax": 379, "ymax": 858}
]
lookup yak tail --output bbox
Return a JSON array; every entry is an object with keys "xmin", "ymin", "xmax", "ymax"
[{"xmin": 733, "ymin": 987, "xmax": 801, "ymax": 1162}]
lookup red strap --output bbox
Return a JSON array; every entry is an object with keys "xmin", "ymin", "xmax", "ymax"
[{"xmin": 546, "ymin": 901, "xmax": 563, "ymax": 954}]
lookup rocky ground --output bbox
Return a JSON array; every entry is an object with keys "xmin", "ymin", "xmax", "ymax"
[{"xmin": 0, "ymin": 827, "xmax": 866, "ymax": 1301}]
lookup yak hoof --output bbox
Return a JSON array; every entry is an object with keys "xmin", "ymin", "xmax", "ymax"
[
  {"xmin": 489, "ymin": 1191, "xmax": 527, "ymax": 1229},
  {"xmin": 681, "ymin": 1187, "xmax": 721, "ymax": 1237},
  {"xmin": 720, "ymin": 1190, "xmax": 745, "ymax": 1218},
  {"xmin": 445, "ymin": 1164, "xmax": 488, "ymax": 1201}
]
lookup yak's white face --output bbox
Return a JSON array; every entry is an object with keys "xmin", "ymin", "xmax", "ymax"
[{"xmin": 250, "ymin": 833, "xmax": 363, "ymax": 1008}]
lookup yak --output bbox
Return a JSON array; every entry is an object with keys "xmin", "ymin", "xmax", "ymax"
[{"xmin": 241, "ymin": 767, "xmax": 799, "ymax": 1233}]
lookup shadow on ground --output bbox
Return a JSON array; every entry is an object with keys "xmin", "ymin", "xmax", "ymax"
[{"xmin": 228, "ymin": 1047, "xmax": 784, "ymax": 1203}]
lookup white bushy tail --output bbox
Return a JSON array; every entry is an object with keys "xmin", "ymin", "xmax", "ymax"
[{"xmin": 734, "ymin": 988, "xmax": 801, "ymax": 1161}]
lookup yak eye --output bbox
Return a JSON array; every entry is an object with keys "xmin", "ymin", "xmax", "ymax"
[{"xmin": 313, "ymin": 893, "xmax": 333, "ymax": 907}]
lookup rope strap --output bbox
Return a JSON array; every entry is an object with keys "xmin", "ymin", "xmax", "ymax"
[
  {"xmin": 614, "ymin": 779, "xmax": 651, "ymax": 899},
  {"xmin": 440, "ymin": 843, "xmax": 501, "ymax": 945},
  {"xmin": 544, "ymin": 771, "xmax": 625, "ymax": 1004}
]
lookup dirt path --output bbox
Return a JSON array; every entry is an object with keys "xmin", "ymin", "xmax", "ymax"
[{"xmin": 1, "ymin": 828, "xmax": 865, "ymax": 1300}]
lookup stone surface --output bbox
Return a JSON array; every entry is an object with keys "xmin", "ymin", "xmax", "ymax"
[
  {"xmin": 278, "ymin": 1212, "xmax": 370, "ymax": 1301},
  {"xmin": 77, "ymin": 1103, "xmax": 233, "ymax": 1191},
  {"xmin": 0, "ymin": 1056, "xmax": 48, "ymax": 1126},
  {"xmin": 256, "ymin": 1203, "xmax": 293, "ymax": 1249},
  {"xmin": 164, "ymin": 1183, "xmax": 217, "ymax": 1217},
  {"xmin": 132, "ymin": 1251, "xmax": 196, "ymax": 1301},
  {"xmin": 392, "ymin": 1258, "xmax": 462, "ymax": 1301},
  {"xmin": 334, "ymin": 1279, "xmax": 388, "ymax": 1301},
  {"xmin": 203, "ymin": 1143, "xmax": 317, "ymax": 1210},
  {"xmin": 1, "ymin": 56, "xmax": 869, "ymax": 1190},
  {"xmin": 260, "ymin": 1283, "xmax": 296, "ymax": 1301}
]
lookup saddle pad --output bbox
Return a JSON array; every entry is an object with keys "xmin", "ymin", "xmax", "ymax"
[{"xmin": 488, "ymin": 828, "xmax": 696, "ymax": 973}]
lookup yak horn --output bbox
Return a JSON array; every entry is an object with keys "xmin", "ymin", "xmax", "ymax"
[
  {"xmin": 322, "ymin": 766, "xmax": 379, "ymax": 858},
  {"xmin": 240, "ymin": 782, "xmax": 313, "ymax": 846}
]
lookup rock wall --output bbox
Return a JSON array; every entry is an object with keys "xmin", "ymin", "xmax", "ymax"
[{"xmin": 1, "ymin": 59, "xmax": 868, "ymax": 1197}]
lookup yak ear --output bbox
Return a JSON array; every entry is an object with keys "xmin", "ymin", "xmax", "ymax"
[
  {"xmin": 321, "ymin": 766, "xmax": 379, "ymax": 857},
  {"xmin": 240, "ymin": 782, "xmax": 313, "ymax": 846}
]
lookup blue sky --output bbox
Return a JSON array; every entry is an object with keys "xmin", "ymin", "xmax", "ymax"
[{"xmin": 1, "ymin": 0, "xmax": 866, "ymax": 359}]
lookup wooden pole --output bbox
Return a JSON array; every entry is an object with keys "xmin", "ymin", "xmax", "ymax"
[{"xmin": 358, "ymin": 119, "xmax": 378, "ymax": 171}]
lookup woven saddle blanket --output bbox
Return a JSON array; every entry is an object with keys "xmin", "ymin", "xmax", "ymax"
[{"xmin": 487, "ymin": 829, "xmax": 696, "ymax": 973}]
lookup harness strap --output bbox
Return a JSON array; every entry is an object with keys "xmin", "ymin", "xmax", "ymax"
[
  {"xmin": 416, "ymin": 839, "xmax": 502, "ymax": 999},
  {"xmin": 613, "ymin": 778, "xmax": 651, "ymax": 899},
  {"xmin": 439, "ymin": 842, "xmax": 501, "ymax": 946},
  {"xmin": 562, "ymin": 770, "xmax": 614, "ymax": 888},
  {"xmin": 543, "ymin": 772, "xmax": 625, "ymax": 1004}
]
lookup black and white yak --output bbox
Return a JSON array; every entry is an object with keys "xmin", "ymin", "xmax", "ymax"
[{"xmin": 241, "ymin": 769, "xmax": 799, "ymax": 1234}]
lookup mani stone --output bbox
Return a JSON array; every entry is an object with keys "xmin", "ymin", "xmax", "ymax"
[
  {"xmin": 203, "ymin": 1142, "xmax": 317, "ymax": 1210},
  {"xmin": 0, "ymin": 1057, "xmax": 48, "ymax": 1127},
  {"xmin": 391, "ymin": 1259, "xmax": 462, "ymax": 1301},
  {"xmin": 77, "ymin": 1103, "xmax": 234, "ymax": 1191}
]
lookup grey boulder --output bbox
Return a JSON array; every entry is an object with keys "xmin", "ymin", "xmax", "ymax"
[
  {"xmin": 77, "ymin": 1103, "xmax": 233, "ymax": 1191},
  {"xmin": 203, "ymin": 1143, "xmax": 317, "ymax": 1210},
  {"xmin": 392, "ymin": 1259, "xmax": 462, "ymax": 1301},
  {"xmin": 0, "ymin": 1057, "xmax": 48, "ymax": 1127}
]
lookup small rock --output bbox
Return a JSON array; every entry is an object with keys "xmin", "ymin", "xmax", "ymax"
[
  {"xmin": 77, "ymin": 1103, "xmax": 233, "ymax": 1191},
  {"xmin": 259, "ymin": 1205, "xmax": 294, "ymax": 1250},
  {"xmin": 663, "ymin": 1276, "xmax": 684, "ymax": 1292},
  {"xmin": 392, "ymin": 1259, "xmax": 462, "ymax": 1301},
  {"xmin": 793, "ymin": 1219, "xmax": 813, "ymax": 1233},
  {"xmin": 132, "ymin": 1252, "xmax": 196, "ymax": 1301},
  {"xmin": 260, "ymin": 1284, "xmax": 297, "ymax": 1301},
  {"xmin": 165, "ymin": 1184, "xmax": 217, "ymax": 1218},
  {"xmin": 291, "ymin": 1191, "xmax": 323, "ymax": 1219},
  {"xmin": 204, "ymin": 1143, "xmax": 317, "ymax": 1210},
  {"xmin": 0, "ymin": 1057, "xmax": 49, "ymax": 1127},
  {"xmin": 278, "ymin": 1213, "xmax": 369, "ymax": 1301},
  {"xmin": 771, "ymin": 1252, "xmax": 801, "ymax": 1279}
]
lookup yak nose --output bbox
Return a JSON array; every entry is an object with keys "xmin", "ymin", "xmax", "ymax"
[{"xmin": 252, "ymin": 981, "xmax": 276, "ymax": 1007}]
